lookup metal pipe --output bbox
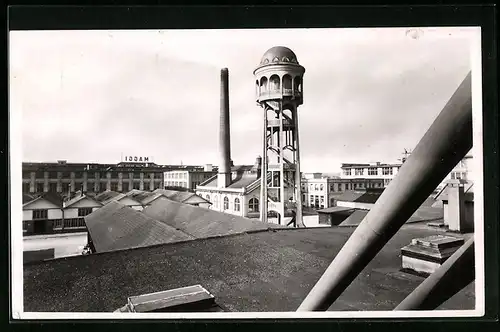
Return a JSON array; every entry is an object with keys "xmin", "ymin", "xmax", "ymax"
[
  {"xmin": 395, "ymin": 238, "xmax": 475, "ymax": 310},
  {"xmin": 297, "ymin": 72, "xmax": 472, "ymax": 311},
  {"xmin": 218, "ymin": 68, "xmax": 231, "ymax": 188}
]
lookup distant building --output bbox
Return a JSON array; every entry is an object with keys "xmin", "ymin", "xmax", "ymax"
[
  {"xmin": 302, "ymin": 174, "xmax": 385, "ymax": 209},
  {"xmin": 340, "ymin": 162, "xmax": 402, "ymax": 187},
  {"xmin": 22, "ymin": 160, "xmax": 168, "ymax": 195},
  {"xmin": 196, "ymin": 161, "xmax": 262, "ymax": 219},
  {"xmin": 436, "ymin": 154, "xmax": 474, "ymax": 192},
  {"xmin": 164, "ymin": 164, "xmax": 218, "ymax": 190},
  {"xmin": 22, "ymin": 192, "xmax": 100, "ymax": 235}
]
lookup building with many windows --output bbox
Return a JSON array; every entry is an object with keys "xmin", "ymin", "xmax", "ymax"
[
  {"xmin": 340, "ymin": 162, "xmax": 402, "ymax": 187},
  {"xmin": 196, "ymin": 162, "xmax": 263, "ymax": 219},
  {"xmin": 164, "ymin": 165, "xmax": 218, "ymax": 190},
  {"xmin": 22, "ymin": 160, "xmax": 168, "ymax": 196},
  {"xmin": 301, "ymin": 173, "xmax": 385, "ymax": 209}
]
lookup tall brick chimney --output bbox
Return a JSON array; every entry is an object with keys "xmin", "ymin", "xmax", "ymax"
[{"xmin": 218, "ymin": 68, "xmax": 232, "ymax": 188}]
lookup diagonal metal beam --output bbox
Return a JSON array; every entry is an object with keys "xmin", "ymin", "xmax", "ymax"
[
  {"xmin": 395, "ymin": 237, "xmax": 475, "ymax": 310},
  {"xmin": 297, "ymin": 71, "xmax": 473, "ymax": 311}
]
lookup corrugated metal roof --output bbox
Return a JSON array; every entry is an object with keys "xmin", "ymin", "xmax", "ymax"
[
  {"xmin": 84, "ymin": 201, "xmax": 194, "ymax": 253},
  {"xmin": 334, "ymin": 189, "xmax": 384, "ymax": 204},
  {"xmin": 317, "ymin": 206, "xmax": 355, "ymax": 214},
  {"xmin": 142, "ymin": 197, "xmax": 280, "ymax": 239}
]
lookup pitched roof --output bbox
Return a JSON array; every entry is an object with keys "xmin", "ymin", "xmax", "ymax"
[
  {"xmin": 333, "ymin": 189, "xmax": 385, "ymax": 204},
  {"xmin": 435, "ymin": 183, "xmax": 474, "ymax": 202},
  {"xmin": 84, "ymin": 201, "xmax": 194, "ymax": 253},
  {"xmin": 23, "ymin": 192, "xmax": 64, "ymax": 208},
  {"xmin": 63, "ymin": 194, "xmax": 102, "ymax": 209},
  {"xmin": 94, "ymin": 190, "xmax": 130, "ymax": 205},
  {"xmin": 317, "ymin": 206, "xmax": 356, "ymax": 214},
  {"xmin": 199, "ymin": 172, "xmax": 259, "ymax": 189},
  {"xmin": 125, "ymin": 189, "xmax": 163, "ymax": 205},
  {"xmin": 23, "ymin": 193, "xmax": 35, "ymax": 204},
  {"xmin": 142, "ymin": 197, "xmax": 280, "ymax": 238},
  {"xmin": 23, "ymin": 226, "xmax": 474, "ymax": 312},
  {"xmin": 153, "ymin": 189, "xmax": 211, "ymax": 204}
]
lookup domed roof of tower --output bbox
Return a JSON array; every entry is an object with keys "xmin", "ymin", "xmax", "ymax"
[{"xmin": 259, "ymin": 46, "xmax": 299, "ymax": 65}]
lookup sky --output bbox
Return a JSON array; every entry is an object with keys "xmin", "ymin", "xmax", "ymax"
[{"xmin": 9, "ymin": 27, "xmax": 478, "ymax": 172}]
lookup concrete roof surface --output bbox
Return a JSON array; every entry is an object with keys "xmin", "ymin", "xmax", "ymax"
[{"xmin": 24, "ymin": 225, "xmax": 474, "ymax": 312}]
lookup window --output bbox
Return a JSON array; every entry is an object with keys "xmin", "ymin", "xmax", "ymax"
[
  {"xmin": 122, "ymin": 182, "xmax": 129, "ymax": 192},
  {"xmin": 343, "ymin": 169, "xmax": 352, "ymax": 176},
  {"xmin": 249, "ymin": 198, "xmax": 259, "ymax": 213},
  {"xmin": 133, "ymin": 182, "xmax": 140, "ymax": 190},
  {"xmin": 320, "ymin": 184, "xmax": 324, "ymax": 191},
  {"xmin": 74, "ymin": 171, "xmax": 83, "ymax": 179},
  {"xmin": 223, "ymin": 197, "xmax": 229, "ymax": 210},
  {"xmin": 234, "ymin": 198, "xmax": 240, "ymax": 211},
  {"xmin": 451, "ymin": 173, "xmax": 456, "ymax": 180},
  {"xmin": 462, "ymin": 172, "xmax": 468, "ymax": 180},
  {"xmin": 206, "ymin": 194, "xmax": 210, "ymax": 201},
  {"xmin": 355, "ymin": 169, "xmax": 364, "ymax": 176},
  {"xmin": 314, "ymin": 184, "xmax": 318, "ymax": 191},
  {"xmin": 22, "ymin": 171, "xmax": 31, "ymax": 179},
  {"xmin": 33, "ymin": 209, "xmax": 48, "ymax": 220},
  {"xmin": 74, "ymin": 182, "xmax": 83, "ymax": 192},
  {"xmin": 111, "ymin": 182, "xmax": 118, "ymax": 191},
  {"xmin": 338, "ymin": 184, "xmax": 343, "ymax": 192},
  {"xmin": 345, "ymin": 183, "xmax": 349, "ymax": 190},
  {"xmin": 36, "ymin": 183, "xmax": 44, "ymax": 193},
  {"xmin": 23, "ymin": 183, "xmax": 30, "ymax": 193},
  {"xmin": 383, "ymin": 167, "xmax": 393, "ymax": 175},
  {"xmin": 78, "ymin": 208, "xmax": 93, "ymax": 217},
  {"xmin": 330, "ymin": 184, "xmax": 334, "ymax": 192},
  {"xmin": 368, "ymin": 168, "xmax": 378, "ymax": 176},
  {"xmin": 86, "ymin": 172, "xmax": 95, "ymax": 179}
]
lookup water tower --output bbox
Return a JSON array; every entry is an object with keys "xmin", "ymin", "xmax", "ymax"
[{"xmin": 254, "ymin": 46, "xmax": 305, "ymax": 226}]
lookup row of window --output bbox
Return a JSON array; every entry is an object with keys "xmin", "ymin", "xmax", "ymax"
[
  {"xmin": 24, "ymin": 181, "xmax": 162, "ymax": 194},
  {"xmin": 31, "ymin": 207, "xmax": 93, "ymax": 220},
  {"xmin": 306, "ymin": 181, "xmax": 384, "ymax": 192},
  {"xmin": 343, "ymin": 167, "xmax": 397, "ymax": 176},
  {"xmin": 165, "ymin": 172, "xmax": 188, "ymax": 179},
  {"xmin": 309, "ymin": 195, "xmax": 326, "ymax": 209},
  {"xmin": 451, "ymin": 172, "xmax": 468, "ymax": 180},
  {"xmin": 165, "ymin": 181, "xmax": 188, "ymax": 188},
  {"xmin": 207, "ymin": 195, "xmax": 260, "ymax": 213},
  {"xmin": 23, "ymin": 171, "xmax": 163, "ymax": 180}
]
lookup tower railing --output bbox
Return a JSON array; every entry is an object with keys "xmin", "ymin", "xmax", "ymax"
[{"xmin": 297, "ymin": 71, "xmax": 473, "ymax": 311}]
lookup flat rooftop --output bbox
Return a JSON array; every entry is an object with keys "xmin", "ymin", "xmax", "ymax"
[{"xmin": 24, "ymin": 223, "xmax": 474, "ymax": 312}]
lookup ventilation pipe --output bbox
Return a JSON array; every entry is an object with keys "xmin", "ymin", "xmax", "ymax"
[
  {"xmin": 218, "ymin": 68, "xmax": 232, "ymax": 188},
  {"xmin": 298, "ymin": 72, "xmax": 473, "ymax": 311}
]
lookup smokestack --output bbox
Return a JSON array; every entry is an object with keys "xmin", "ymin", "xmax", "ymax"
[
  {"xmin": 253, "ymin": 156, "xmax": 262, "ymax": 178},
  {"xmin": 218, "ymin": 68, "xmax": 232, "ymax": 188}
]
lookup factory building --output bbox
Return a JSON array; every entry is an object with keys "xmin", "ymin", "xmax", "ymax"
[
  {"xmin": 301, "ymin": 173, "xmax": 385, "ymax": 209},
  {"xmin": 22, "ymin": 160, "xmax": 166, "ymax": 195},
  {"xmin": 164, "ymin": 164, "xmax": 218, "ymax": 190},
  {"xmin": 340, "ymin": 162, "xmax": 403, "ymax": 187},
  {"xmin": 22, "ymin": 160, "xmax": 220, "ymax": 196}
]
